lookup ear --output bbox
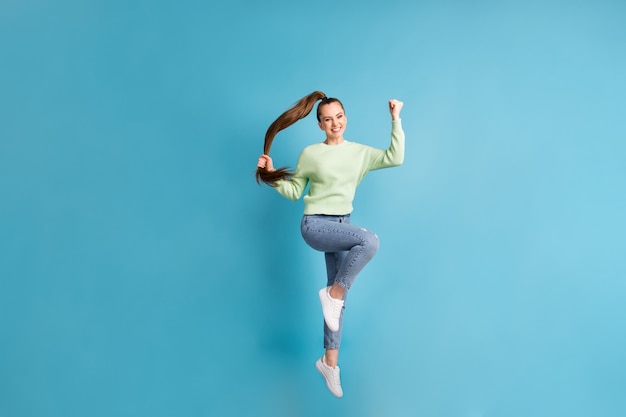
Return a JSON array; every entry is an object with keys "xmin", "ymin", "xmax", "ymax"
[{"xmin": 318, "ymin": 121, "xmax": 324, "ymax": 130}]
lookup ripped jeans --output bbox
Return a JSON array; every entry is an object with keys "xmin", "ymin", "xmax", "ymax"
[{"xmin": 300, "ymin": 214, "xmax": 380, "ymax": 350}]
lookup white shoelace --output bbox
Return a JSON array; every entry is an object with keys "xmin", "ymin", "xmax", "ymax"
[
  {"xmin": 331, "ymin": 298, "xmax": 343, "ymax": 317},
  {"xmin": 323, "ymin": 358, "xmax": 341, "ymax": 386},
  {"xmin": 330, "ymin": 367, "xmax": 341, "ymax": 386},
  {"xmin": 327, "ymin": 291, "xmax": 344, "ymax": 318}
]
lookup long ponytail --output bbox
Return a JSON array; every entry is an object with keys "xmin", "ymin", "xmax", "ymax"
[{"xmin": 256, "ymin": 90, "xmax": 327, "ymax": 186}]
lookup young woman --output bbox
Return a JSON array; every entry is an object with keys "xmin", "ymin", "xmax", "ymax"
[{"xmin": 256, "ymin": 91, "xmax": 405, "ymax": 398}]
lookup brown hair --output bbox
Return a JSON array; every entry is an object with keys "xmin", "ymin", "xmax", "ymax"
[{"xmin": 256, "ymin": 91, "xmax": 344, "ymax": 186}]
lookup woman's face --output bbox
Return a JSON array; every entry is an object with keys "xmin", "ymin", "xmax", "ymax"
[{"xmin": 318, "ymin": 102, "xmax": 347, "ymax": 140}]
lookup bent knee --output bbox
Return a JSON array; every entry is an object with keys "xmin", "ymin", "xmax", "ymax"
[{"xmin": 363, "ymin": 230, "xmax": 380, "ymax": 255}]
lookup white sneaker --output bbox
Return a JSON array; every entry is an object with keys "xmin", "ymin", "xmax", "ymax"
[
  {"xmin": 319, "ymin": 287, "xmax": 344, "ymax": 332},
  {"xmin": 316, "ymin": 356, "xmax": 343, "ymax": 398}
]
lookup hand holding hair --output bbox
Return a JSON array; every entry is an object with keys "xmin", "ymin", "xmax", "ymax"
[
  {"xmin": 257, "ymin": 154, "xmax": 275, "ymax": 172},
  {"xmin": 388, "ymin": 99, "xmax": 404, "ymax": 121}
]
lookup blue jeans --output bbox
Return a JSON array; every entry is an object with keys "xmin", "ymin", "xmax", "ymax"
[{"xmin": 300, "ymin": 214, "xmax": 380, "ymax": 349}]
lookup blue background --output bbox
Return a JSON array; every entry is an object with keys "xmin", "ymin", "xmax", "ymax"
[{"xmin": 1, "ymin": 0, "xmax": 625, "ymax": 416}]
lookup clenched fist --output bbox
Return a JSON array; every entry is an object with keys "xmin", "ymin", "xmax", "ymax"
[
  {"xmin": 257, "ymin": 154, "xmax": 275, "ymax": 171},
  {"xmin": 388, "ymin": 99, "xmax": 404, "ymax": 121}
]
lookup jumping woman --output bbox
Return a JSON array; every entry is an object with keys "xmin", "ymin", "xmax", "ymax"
[{"xmin": 256, "ymin": 91, "xmax": 405, "ymax": 398}]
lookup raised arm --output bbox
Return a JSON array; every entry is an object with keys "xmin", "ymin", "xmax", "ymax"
[
  {"xmin": 373, "ymin": 99, "xmax": 405, "ymax": 168},
  {"xmin": 389, "ymin": 99, "xmax": 403, "ymax": 121}
]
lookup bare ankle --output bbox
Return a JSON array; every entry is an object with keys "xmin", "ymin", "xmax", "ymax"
[
  {"xmin": 329, "ymin": 284, "xmax": 345, "ymax": 300},
  {"xmin": 325, "ymin": 350, "xmax": 339, "ymax": 367}
]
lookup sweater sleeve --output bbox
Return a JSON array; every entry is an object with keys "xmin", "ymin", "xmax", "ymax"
[
  {"xmin": 272, "ymin": 151, "xmax": 310, "ymax": 201},
  {"xmin": 369, "ymin": 119, "xmax": 405, "ymax": 170},
  {"xmin": 273, "ymin": 175, "xmax": 308, "ymax": 201}
]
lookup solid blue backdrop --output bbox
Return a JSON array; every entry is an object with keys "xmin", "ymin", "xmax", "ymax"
[{"xmin": 1, "ymin": 0, "xmax": 625, "ymax": 416}]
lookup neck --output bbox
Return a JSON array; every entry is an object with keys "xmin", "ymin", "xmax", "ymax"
[{"xmin": 324, "ymin": 136, "xmax": 344, "ymax": 145}]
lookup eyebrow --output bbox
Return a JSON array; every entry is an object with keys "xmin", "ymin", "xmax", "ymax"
[{"xmin": 323, "ymin": 112, "xmax": 344, "ymax": 118}]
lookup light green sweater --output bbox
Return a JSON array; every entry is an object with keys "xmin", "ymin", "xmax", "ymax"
[{"xmin": 274, "ymin": 120, "xmax": 405, "ymax": 215}]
